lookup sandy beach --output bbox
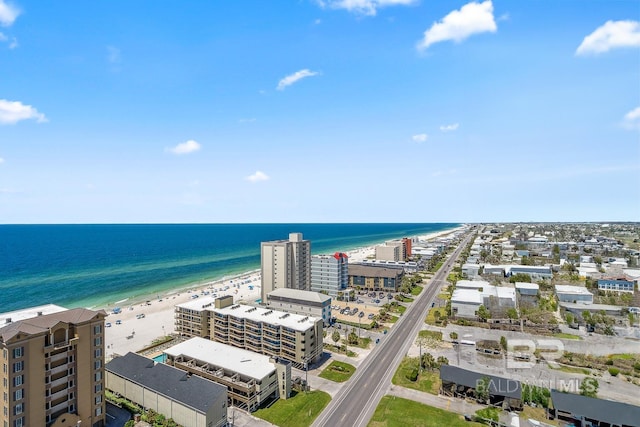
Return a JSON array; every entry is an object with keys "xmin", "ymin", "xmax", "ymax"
[{"xmin": 103, "ymin": 227, "xmax": 463, "ymax": 360}]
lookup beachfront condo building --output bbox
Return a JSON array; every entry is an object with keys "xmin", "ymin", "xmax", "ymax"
[
  {"xmin": 261, "ymin": 232, "xmax": 311, "ymax": 302},
  {"xmin": 266, "ymin": 288, "xmax": 332, "ymax": 326},
  {"xmin": 0, "ymin": 306, "xmax": 107, "ymax": 427},
  {"xmin": 174, "ymin": 296, "xmax": 323, "ymax": 365},
  {"xmin": 209, "ymin": 297, "xmax": 323, "ymax": 365},
  {"xmin": 310, "ymin": 252, "xmax": 349, "ymax": 298},
  {"xmin": 164, "ymin": 337, "xmax": 291, "ymax": 412}
]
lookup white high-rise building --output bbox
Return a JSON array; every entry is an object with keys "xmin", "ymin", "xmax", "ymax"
[
  {"xmin": 311, "ymin": 252, "xmax": 349, "ymax": 298},
  {"xmin": 261, "ymin": 233, "xmax": 311, "ymax": 301}
]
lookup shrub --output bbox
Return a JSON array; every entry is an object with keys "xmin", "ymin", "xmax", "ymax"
[
  {"xmin": 634, "ymin": 362, "xmax": 640, "ymax": 372},
  {"xmin": 605, "ymin": 359, "xmax": 614, "ymax": 365},
  {"xmin": 406, "ymin": 368, "xmax": 419, "ymax": 382},
  {"xmin": 475, "ymin": 407, "xmax": 499, "ymax": 425},
  {"xmin": 608, "ymin": 367, "xmax": 620, "ymax": 376}
]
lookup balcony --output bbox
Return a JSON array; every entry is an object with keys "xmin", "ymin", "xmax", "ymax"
[
  {"xmin": 48, "ymin": 364, "xmax": 70, "ymax": 376},
  {"xmin": 48, "ymin": 376, "xmax": 69, "ymax": 388},
  {"xmin": 48, "ymin": 398, "xmax": 70, "ymax": 415},
  {"xmin": 48, "ymin": 351, "xmax": 69, "ymax": 364}
]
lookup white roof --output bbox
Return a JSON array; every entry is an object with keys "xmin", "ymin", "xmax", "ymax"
[
  {"xmin": 164, "ymin": 337, "xmax": 275, "ymax": 380},
  {"xmin": 176, "ymin": 295, "xmax": 218, "ymax": 311},
  {"xmin": 495, "ymin": 287, "xmax": 516, "ymax": 299},
  {"xmin": 452, "ymin": 289, "xmax": 483, "ymax": 304},
  {"xmin": 267, "ymin": 288, "xmax": 331, "ymax": 304},
  {"xmin": 623, "ymin": 268, "xmax": 640, "ymax": 279},
  {"xmin": 555, "ymin": 285, "xmax": 593, "ymax": 296},
  {"xmin": 515, "ymin": 282, "xmax": 539, "ymax": 290},
  {"xmin": 0, "ymin": 304, "xmax": 67, "ymax": 325},
  {"xmin": 210, "ymin": 304, "xmax": 319, "ymax": 332},
  {"xmin": 456, "ymin": 280, "xmax": 489, "ymax": 289}
]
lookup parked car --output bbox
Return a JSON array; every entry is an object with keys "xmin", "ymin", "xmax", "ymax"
[
  {"xmin": 105, "ymin": 322, "xmax": 112, "ymax": 327},
  {"xmin": 359, "ymin": 312, "xmax": 365, "ymax": 318},
  {"xmin": 115, "ymin": 320, "xmax": 122, "ymax": 325}
]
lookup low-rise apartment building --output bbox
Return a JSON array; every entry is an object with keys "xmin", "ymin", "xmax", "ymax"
[
  {"xmin": 174, "ymin": 296, "xmax": 218, "ymax": 338},
  {"xmin": 555, "ymin": 285, "xmax": 593, "ymax": 304},
  {"xmin": 0, "ymin": 306, "xmax": 107, "ymax": 427},
  {"xmin": 348, "ymin": 264, "xmax": 404, "ymax": 292},
  {"xmin": 209, "ymin": 297, "xmax": 323, "ymax": 365},
  {"xmin": 266, "ymin": 288, "xmax": 332, "ymax": 326},
  {"xmin": 164, "ymin": 337, "xmax": 291, "ymax": 411},
  {"xmin": 106, "ymin": 352, "xmax": 227, "ymax": 427},
  {"xmin": 597, "ymin": 275, "xmax": 636, "ymax": 293}
]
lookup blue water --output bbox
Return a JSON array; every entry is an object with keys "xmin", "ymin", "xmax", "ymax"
[{"xmin": 0, "ymin": 223, "xmax": 458, "ymax": 312}]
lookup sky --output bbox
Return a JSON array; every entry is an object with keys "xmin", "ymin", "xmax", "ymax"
[{"xmin": 1, "ymin": 0, "xmax": 639, "ymax": 224}]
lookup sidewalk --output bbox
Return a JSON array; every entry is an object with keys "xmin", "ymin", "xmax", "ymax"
[{"xmin": 386, "ymin": 385, "xmax": 484, "ymax": 416}]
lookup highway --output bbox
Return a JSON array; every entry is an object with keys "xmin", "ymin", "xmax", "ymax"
[{"xmin": 312, "ymin": 231, "xmax": 474, "ymax": 427}]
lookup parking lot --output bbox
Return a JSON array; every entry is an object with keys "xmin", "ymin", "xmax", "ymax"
[{"xmin": 331, "ymin": 291, "xmax": 396, "ymax": 324}]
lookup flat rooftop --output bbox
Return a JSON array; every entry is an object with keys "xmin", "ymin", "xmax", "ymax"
[
  {"xmin": 514, "ymin": 282, "xmax": 539, "ymax": 290},
  {"xmin": 555, "ymin": 285, "xmax": 593, "ymax": 295},
  {"xmin": 0, "ymin": 304, "xmax": 68, "ymax": 325},
  {"xmin": 210, "ymin": 304, "xmax": 319, "ymax": 332},
  {"xmin": 267, "ymin": 288, "xmax": 330, "ymax": 304},
  {"xmin": 164, "ymin": 337, "xmax": 275, "ymax": 380},
  {"xmin": 175, "ymin": 295, "xmax": 218, "ymax": 311}
]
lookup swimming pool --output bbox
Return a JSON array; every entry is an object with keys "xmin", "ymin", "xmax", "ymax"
[{"xmin": 152, "ymin": 353, "xmax": 167, "ymax": 363}]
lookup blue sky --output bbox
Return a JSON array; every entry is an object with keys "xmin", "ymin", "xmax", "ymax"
[{"xmin": 1, "ymin": 0, "xmax": 639, "ymax": 223}]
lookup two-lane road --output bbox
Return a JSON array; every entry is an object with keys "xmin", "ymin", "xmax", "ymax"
[{"xmin": 313, "ymin": 231, "xmax": 474, "ymax": 427}]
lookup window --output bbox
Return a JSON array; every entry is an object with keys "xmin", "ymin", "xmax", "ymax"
[
  {"xmin": 12, "ymin": 362, "xmax": 23, "ymax": 373},
  {"xmin": 94, "ymin": 360, "xmax": 101, "ymax": 370},
  {"xmin": 94, "ymin": 337, "xmax": 102, "ymax": 346},
  {"xmin": 94, "ymin": 372, "xmax": 102, "ymax": 382},
  {"xmin": 94, "ymin": 384, "xmax": 102, "ymax": 393},
  {"xmin": 95, "ymin": 395, "xmax": 102, "ymax": 405},
  {"xmin": 12, "ymin": 376, "xmax": 23, "ymax": 387},
  {"xmin": 11, "ymin": 348, "xmax": 23, "ymax": 359},
  {"xmin": 95, "ymin": 406, "xmax": 102, "ymax": 416},
  {"xmin": 94, "ymin": 349, "xmax": 102, "ymax": 358},
  {"xmin": 13, "ymin": 417, "xmax": 23, "ymax": 427},
  {"xmin": 13, "ymin": 403, "xmax": 22, "ymax": 415},
  {"xmin": 13, "ymin": 390, "xmax": 22, "ymax": 401},
  {"xmin": 93, "ymin": 325, "xmax": 102, "ymax": 334}
]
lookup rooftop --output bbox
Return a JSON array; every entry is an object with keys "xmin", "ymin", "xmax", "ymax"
[
  {"xmin": 175, "ymin": 295, "xmax": 218, "ymax": 311},
  {"xmin": 440, "ymin": 365, "xmax": 521, "ymax": 400},
  {"xmin": 0, "ymin": 304, "xmax": 68, "ymax": 325},
  {"xmin": 550, "ymin": 389, "xmax": 640, "ymax": 426},
  {"xmin": 348, "ymin": 264, "xmax": 404, "ymax": 278},
  {"xmin": 555, "ymin": 285, "xmax": 593, "ymax": 296},
  {"xmin": 267, "ymin": 288, "xmax": 331, "ymax": 304},
  {"xmin": 164, "ymin": 337, "xmax": 275, "ymax": 380},
  {"xmin": 210, "ymin": 304, "xmax": 319, "ymax": 332},
  {"xmin": 106, "ymin": 352, "xmax": 226, "ymax": 414},
  {"xmin": 514, "ymin": 282, "xmax": 539, "ymax": 290},
  {"xmin": 0, "ymin": 307, "xmax": 106, "ymax": 342},
  {"xmin": 451, "ymin": 289, "xmax": 483, "ymax": 304}
]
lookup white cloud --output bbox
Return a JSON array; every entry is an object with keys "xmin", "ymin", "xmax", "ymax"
[
  {"xmin": 277, "ymin": 69, "xmax": 320, "ymax": 90},
  {"xmin": 412, "ymin": 133, "xmax": 428, "ymax": 142},
  {"xmin": 622, "ymin": 106, "xmax": 640, "ymax": 130},
  {"xmin": 317, "ymin": 0, "xmax": 416, "ymax": 16},
  {"xmin": 576, "ymin": 20, "xmax": 640, "ymax": 55},
  {"xmin": 0, "ymin": 0, "xmax": 19, "ymax": 26},
  {"xmin": 417, "ymin": 0, "xmax": 497, "ymax": 51},
  {"xmin": 246, "ymin": 171, "xmax": 270, "ymax": 183},
  {"xmin": 0, "ymin": 31, "xmax": 16, "ymax": 48},
  {"xmin": 0, "ymin": 99, "xmax": 47, "ymax": 125},
  {"xmin": 440, "ymin": 123, "xmax": 459, "ymax": 132},
  {"xmin": 168, "ymin": 140, "xmax": 201, "ymax": 155}
]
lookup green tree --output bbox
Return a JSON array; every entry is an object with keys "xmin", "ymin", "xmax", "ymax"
[
  {"xmin": 500, "ymin": 336, "xmax": 507, "ymax": 352},
  {"xmin": 348, "ymin": 331, "xmax": 359, "ymax": 345},
  {"xmin": 509, "ymin": 273, "xmax": 532, "ymax": 283},
  {"xmin": 437, "ymin": 356, "xmax": 449, "ymax": 366},
  {"xmin": 477, "ymin": 305, "xmax": 490, "ymax": 321},
  {"xmin": 475, "ymin": 376, "xmax": 490, "ymax": 403},
  {"xmin": 506, "ymin": 308, "xmax": 518, "ymax": 319},
  {"xmin": 331, "ymin": 330, "xmax": 340, "ymax": 347},
  {"xmin": 124, "ymin": 421, "xmax": 135, "ymax": 427},
  {"xmin": 420, "ymin": 352, "xmax": 436, "ymax": 371},
  {"xmin": 449, "ymin": 331, "xmax": 458, "ymax": 341},
  {"xmin": 580, "ymin": 377, "xmax": 599, "ymax": 398}
]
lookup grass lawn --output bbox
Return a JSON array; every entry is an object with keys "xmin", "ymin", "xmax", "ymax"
[
  {"xmin": 418, "ymin": 330, "xmax": 443, "ymax": 341},
  {"xmin": 520, "ymin": 406, "xmax": 559, "ymax": 426},
  {"xmin": 411, "ymin": 285, "xmax": 423, "ymax": 296},
  {"xmin": 425, "ymin": 308, "xmax": 446, "ymax": 325},
  {"xmin": 550, "ymin": 364, "xmax": 591, "ymax": 375},
  {"xmin": 254, "ymin": 390, "xmax": 331, "ymax": 427},
  {"xmin": 396, "ymin": 295, "xmax": 414, "ymax": 303},
  {"xmin": 609, "ymin": 353, "xmax": 637, "ymax": 360},
  {"xmin": 387, "ymin": 315, "xmax": 399, "ymax": 324},
  {"xmin": 553, "ymin": 333, "xmax": 582, "ymax": 340},
  {"xmin": 318, "ymin": 361, "xmax": 356, "ymax": 383},
  {"xmin": 390, "ymin": 305, "xmax": 407, "ymax": 315},
  {"xmin": 391, "ymin": 357, "xmax": 440, "ymax": 394},
  {"xmin": 368, "ymin": 395, "xmax": 483, "ymax": 427},
  {"xmin": 437, "ymin": 292, "xmax": 450, "ymax": 300}
]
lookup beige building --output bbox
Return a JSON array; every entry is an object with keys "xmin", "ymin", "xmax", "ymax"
[
  {"xmin": 106, "ymin": 352, "xmax": 227, "ymax": 427},
  {"xmin": 348, "ymin": 264, "xmax": 404, "ymax": 292},
  {"xmin": 375, "ymin": 244, "xmax": 401, "ymax": 261},
  {"xmin": 266, "ymin": 288, "xmax": 332, "ymax": 326},
  {"xmin": 261, "ymin": 232, "xmax": 311, "ymax": 301},
  {"xmin": 210, "ymin": 297, "xmax": 323, "ymax": 365},
  {"xmin": 174, "ymin": 297, "xmax": 323, "ymax": 365},
  {"xmin": 174, "ymin": 296, "xmax": 218, "ymax": 338},
  {"xmin": 164, "ymin": 337, "xmax": 291, "ymax": 412},
  {"xmin": 0, "ymin": 306, "xmax": 107, "ymax": 427}
]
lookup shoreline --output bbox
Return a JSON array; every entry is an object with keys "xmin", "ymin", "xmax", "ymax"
[{"xmin": 103, "ymin": 226, "xmax": 464, "ymax": 360}]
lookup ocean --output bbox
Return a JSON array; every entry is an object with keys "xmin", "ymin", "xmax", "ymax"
[{"xmin": 0, "ymin": 223, "xmax": 458, "ymax": 313}]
